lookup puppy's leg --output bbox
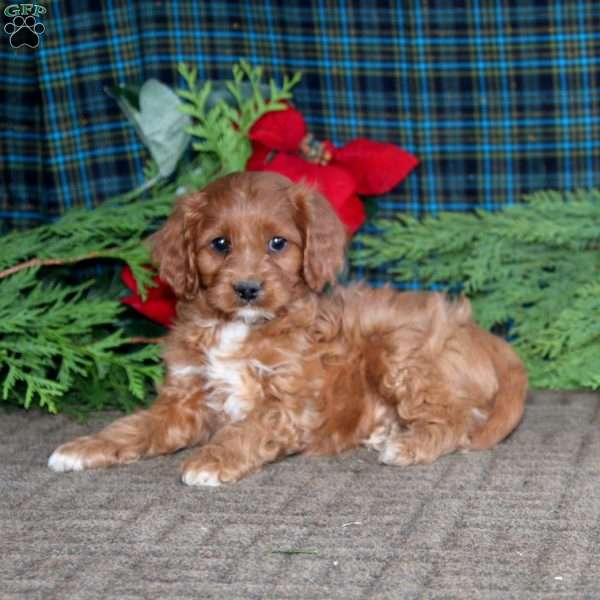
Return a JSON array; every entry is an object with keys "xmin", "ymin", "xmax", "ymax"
[
  {"xmin": 369, "ymin": 354, "xmax": 476, "ymax": 466},
  {"xmin": 181, "ymin": 404, "xmax": 303, "ymax": 486},
  {"xmin": 48, "ymin": 388, "xmax": 214, "ymax": 472},
  {"xmin": 378, "ymin": 416, "xmax": 471, "ymax": 466}
]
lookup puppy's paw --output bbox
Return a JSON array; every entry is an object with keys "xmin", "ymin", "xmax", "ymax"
[
  {"xmin": 181, "ymin": 466, "xmax": 222, "ymax": 487},
  {"xmin": 378, "ymin": 437, "xmax": 417, "ymax": 466},
  {"xmin": 48, "ymin": 436, "xmax": 125, "ymax": 472},
  {"xmin": 379, "ymin": 431, "xmax": 446, "ymax": 466},
  {"xmin": 180, "ymin": 446, "xmax": 246, "ymax": 487},
  {"xmin": 48, "ymin": 447, "xmax": 86, "ymax": 472}
]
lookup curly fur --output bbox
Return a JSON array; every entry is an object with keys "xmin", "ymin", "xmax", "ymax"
[{"xmin": 48, "ymin": 172, "xmax": 527, "ymax": 485}]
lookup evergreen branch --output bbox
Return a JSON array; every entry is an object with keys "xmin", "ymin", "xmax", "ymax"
[
  {"xmin": 0, "ymin": 61, "xmax": 300, "ymax": 416},
  {"xmin": 0, "ymin": 270, "xmax": 163, "ymax": 413},
  {"xmin": 352, "ymin": 189, "xmax": 600, "ymax": 390},
  {"xmin": 127, "ymin": 336, "xmax": 164, "ymax": 345},
  {"xmin": 177, "ymin": 61, "xmax": 301, "ymax": 175},
  {"xmin": 0, "ymin": 249, "xmax": 133, "ymax": 280}
]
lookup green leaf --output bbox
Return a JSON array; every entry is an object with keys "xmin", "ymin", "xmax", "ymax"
[{"xmin": 108, "ymin": 79, "xmax": 192, "ymax": 178}]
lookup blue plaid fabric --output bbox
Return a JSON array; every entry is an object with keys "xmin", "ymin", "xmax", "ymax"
[{"xmin": 1, "ymin": 1, "xmax": 600, "ymax": 281}]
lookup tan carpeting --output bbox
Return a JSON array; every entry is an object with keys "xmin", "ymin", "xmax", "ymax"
[{"xmin": 2, "ymin": 390, "xmax": 600, "ymax": 599}]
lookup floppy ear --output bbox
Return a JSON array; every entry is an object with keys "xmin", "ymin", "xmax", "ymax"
[
  {"xmin": 292, "ymin": 183, "xmax": 348, "ymax": 292},
  {"xmin": 150, "ymin": 191, "xmax": 206, "ymax": 300}
]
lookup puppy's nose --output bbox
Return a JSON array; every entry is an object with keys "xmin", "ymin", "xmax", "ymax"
[{"xmin": 233, "ymin": 281, "xmax": 262, "ymax": 302}]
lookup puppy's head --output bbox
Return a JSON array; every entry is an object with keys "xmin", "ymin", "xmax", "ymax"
[{"xmin": 151, "ymin": 172, "xmax": 347, "ymax": 321}]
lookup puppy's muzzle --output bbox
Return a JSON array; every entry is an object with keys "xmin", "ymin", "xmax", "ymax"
[{"xmin": 233, "ymin": 280, "xmax": 262, "ymax": 303}]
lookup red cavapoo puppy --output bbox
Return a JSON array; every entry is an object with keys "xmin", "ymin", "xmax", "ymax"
[{"xmin": 49, "ymin": 172, "xmax": 527, "ymax": 486}]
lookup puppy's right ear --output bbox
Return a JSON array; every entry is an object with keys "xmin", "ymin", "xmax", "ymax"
[{"xmin": 150, "ymin": 191, "xmax": 206, "ymax": 300}]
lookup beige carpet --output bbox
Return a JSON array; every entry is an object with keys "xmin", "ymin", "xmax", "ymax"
[{"xmin": 2, "ymin": 390, "xmax": 600, "ymax": 599}]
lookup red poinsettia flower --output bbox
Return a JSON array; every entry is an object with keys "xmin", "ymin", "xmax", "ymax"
[
  {"xmin": 121, "ymin": 265, "xmax": 176, "ymax": 327},
  {"xmin": 121, "ymin": 106, "xmax": 418, "ymax": 326},
  {"xmin": 247, "ymin": 106, "xmax": 418, "ymax": 234}
]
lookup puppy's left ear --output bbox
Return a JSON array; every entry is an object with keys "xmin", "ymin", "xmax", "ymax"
[{"xmin": 292, "ymin": 183, "xmax": 348, "ymax": 291}]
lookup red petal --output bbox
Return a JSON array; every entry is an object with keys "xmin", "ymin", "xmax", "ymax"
[
  {"xmin": 246, "ymin": 142, "xmax": 271, "ymax": 170},
  {"xmin": 261, "ymin": 154, "xmax": 357, "ymax": 206},
  {"xmin": 121, "ymin": 264, "xmax": 139, "ymax": 293},
  {"xmin": 336, "ymin": 194, "xmax": 366, "ymax": 234},
  {"xmin": 332, "ymin": 139, "xmax": 419, "ymax": 195},
  {"xmin": 121, "ymin": 265, "xmax": 177, "ymax": 326},
  {"xmin": 249, "ymin": 107, "xmax": 307, "ymax": 152},
  {"xmin": 254, "ymin": 153, "xmax": 363, "ymax": 232},
  {"xmin": 120, "ymin": 265, "xmax": 175, "ymax": 300},
  {"xmin": 122, "ymin": 295, "xmax": 176, "ymax": 327}
]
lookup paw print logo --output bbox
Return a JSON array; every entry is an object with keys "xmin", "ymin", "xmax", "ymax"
[{"xmin": 4, "ymin": 15, "xmax": 45, "ymax": 48}]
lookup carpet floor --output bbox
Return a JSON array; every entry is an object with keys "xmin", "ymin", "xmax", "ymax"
[{"xmin": 2, "ymin": 390, "xmax": 600, "ymax": 599}]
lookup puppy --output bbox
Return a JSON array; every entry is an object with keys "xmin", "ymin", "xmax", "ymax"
[{"xmin": 48, "ymin": 172, "xmax": 527, "ymax": 486}]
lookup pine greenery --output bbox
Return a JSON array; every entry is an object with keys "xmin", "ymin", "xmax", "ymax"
[
  {"xmin": 0, "ymin": 268, "xmax": 162, "ymax": 414},
  {"xmin": 5, "ymin": 60, "xmax": 595, "ymax": 411},
  {"xmin": 352, "ymin": 189, "xmax": 600, "ymax": 390},
  {"xmin": 178, "ymin": 60, "xmax": 301, "ymax": 175},
  {"xmin": 0, "ymin": 62, "xmax": 300, "ymax": 416}
]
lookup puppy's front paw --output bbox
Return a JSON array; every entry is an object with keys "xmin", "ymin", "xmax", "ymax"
[
  {"xmin": 180, "ymin": 446, "xmax": 247, "ymax": 487},
  {"xmin": 181, "ymin": 466, "xmax": 222, "ymax": 487},
  {"xmin": 48, "ymin": 446, "xmax": 86, "ymax": 472},
  {"xmin": 48, "ymin": 436, "xmax": 124, "ymax": 472},
  {"xmin": 378, "ymin": 437, "xmax": 417, "ymax": 466}
]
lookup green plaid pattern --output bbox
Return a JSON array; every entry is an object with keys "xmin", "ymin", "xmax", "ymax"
[{"xmin": 1, "ymin": 1, "xmax": 599, "ymax": 282}]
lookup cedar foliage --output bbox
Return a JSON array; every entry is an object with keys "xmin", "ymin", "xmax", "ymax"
[
  {"xmin": 0, "ymin": 62, "xmax": 300, "ymax": 415},
  {"xmin": 353, "ymin": 189, "xmax": 600, "ymax": 390},
  {"xmin": 178, "ymin": 61, "xmax": 300, "ymax": 174}
]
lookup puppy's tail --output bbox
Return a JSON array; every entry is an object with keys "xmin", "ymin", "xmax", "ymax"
[{"xmin": 467, "ymin": 338, "xmax": 528, "ymax": 450}]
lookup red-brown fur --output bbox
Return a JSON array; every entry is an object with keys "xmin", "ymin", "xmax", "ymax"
[{"xmin": 48, "ymin": 172, "xmax": 527, "ymax": 485}]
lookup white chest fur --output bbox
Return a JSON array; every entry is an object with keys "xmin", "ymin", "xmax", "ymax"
[{"xmin": 202, "ymin": 321, "xmax": 259, "ymax": 422}]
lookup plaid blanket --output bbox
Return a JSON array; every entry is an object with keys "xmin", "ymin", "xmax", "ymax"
[{"xmin": 1, "ymin": 2, "xmax": 599, "ymax": 273}]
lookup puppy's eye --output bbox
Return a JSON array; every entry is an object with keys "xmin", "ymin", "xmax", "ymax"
[
  {"xmin": 211, "ymin": 237, "xmax": 231, "ymax": 254},
  {"xmin": 268, "ymin": 237, "xmax": 288, "ymax": 253}
]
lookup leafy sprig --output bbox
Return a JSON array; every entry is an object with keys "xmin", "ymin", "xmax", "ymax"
[
  {"xmin": 353, "ymin": 189, "xmax": 600, "ymax": 390},
  {"xmin": 0, "ymin": 269, "xmax": 163, "ymax": 413},
  {"xmin": 0, "ymin": 61, "xmax": 302, "ymax": 416},
  {"xmin": 177, "ymin": 60, "xmax": 301, "ymax": 174}
]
